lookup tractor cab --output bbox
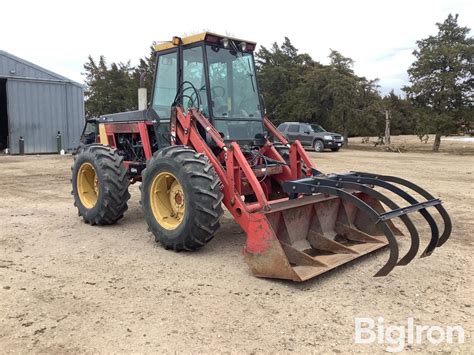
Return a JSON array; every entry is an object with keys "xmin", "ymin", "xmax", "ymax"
[{"xmin": 152, "ymin": 33, "xmax": 264, "ymax": 144}]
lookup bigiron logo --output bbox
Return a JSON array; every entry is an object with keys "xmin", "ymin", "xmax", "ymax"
[{"xmin": 354, "ymin": 317, "xmax": 465, "ymax": 352}]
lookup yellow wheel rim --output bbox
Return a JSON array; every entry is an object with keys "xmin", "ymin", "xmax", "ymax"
[
  {"xmin": 150, "ymin": 172, "xmax": 186, "ymax": 230},
  {"xmin": 77, "ymin": 162, "xmax": 99, "ymax": 209}
]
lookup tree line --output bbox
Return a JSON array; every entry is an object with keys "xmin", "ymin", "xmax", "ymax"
[{"xmin": 83, "ymin": 14, "xmax": 472, "ymax": 151}]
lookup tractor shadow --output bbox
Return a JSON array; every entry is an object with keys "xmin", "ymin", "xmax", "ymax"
[{"xmin": 120, "ymin": 193, "xmax": 392, "ymax": 289}]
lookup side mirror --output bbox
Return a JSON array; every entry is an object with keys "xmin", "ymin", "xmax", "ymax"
[{"xmin": 304, "ymin": 130, "xmax": 310, "ymax": 135}]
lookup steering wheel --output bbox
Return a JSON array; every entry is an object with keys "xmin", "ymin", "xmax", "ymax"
[{"xmin": 211, "ymin": 85, "xmax": 226, "ymax": 98}]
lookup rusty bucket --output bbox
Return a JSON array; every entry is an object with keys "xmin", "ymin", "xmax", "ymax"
[{"xmin": 243, "ymin": 172, "xmax": 451, "ymax": 281}]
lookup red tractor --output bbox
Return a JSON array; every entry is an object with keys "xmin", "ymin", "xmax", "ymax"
[{"xmin": 72, "ymin": 33, "xmax": 451, "ymax": 281}]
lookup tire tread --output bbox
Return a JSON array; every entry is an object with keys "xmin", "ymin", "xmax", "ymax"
[
  {"xmin": 72, "ymin": 144, "xmax": 130, "ymax": 225},
  {"xmin": 141, "ymin": 145, "xmax": 223, "ymax": 251}
]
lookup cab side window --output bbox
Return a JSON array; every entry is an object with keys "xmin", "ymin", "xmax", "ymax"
[
  {"xmin": 288, "ymin": 124, "xmax": 299, "ymax": 133},
  {"xmin": 84, "ymin": 121, "xmax": 98, "ymax": 135},
  {"xmin": 300, "ymin": 124, "xmax": 311, "ymax": 133},
  {"xmin": 152, "ymin": 51, "xmax": 178, "ymax": 119}
]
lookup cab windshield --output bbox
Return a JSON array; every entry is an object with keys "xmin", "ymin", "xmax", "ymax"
[
  {"xmin": 206, "ymin": 45, "xmax": 262, "ymax": 119},
  {"xmin": 311, "ymin": 124, "xmax": 326, "ymax": 133}
]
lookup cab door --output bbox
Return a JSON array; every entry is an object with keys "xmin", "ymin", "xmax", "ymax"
[
  {"xmin": 299, "ymin": 124, "xmax": 313, "ymax": 146},
  {"xmin": 286, "ymin": 124, "xmax": 299, "ymax": 142},
  {"xmin": 151, "ymin": 49, "xmax": 178, "ymax": 120}
]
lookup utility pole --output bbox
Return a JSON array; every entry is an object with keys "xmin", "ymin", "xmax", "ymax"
[{"xmin": 384, "ymin": 109, "xmax": 391, "ymax": 145}]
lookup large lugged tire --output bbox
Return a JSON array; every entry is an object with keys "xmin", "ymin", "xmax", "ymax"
[
  {"xmin": 71, "ymin": 144, "xmax": 130, "ymax": 225},
  {"xmin": 141, "ymin": 146, "xmax": 224, "ymax": 251}
]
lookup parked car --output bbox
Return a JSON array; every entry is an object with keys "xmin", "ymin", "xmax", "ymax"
[{"xmin": 277, "ymin": 122, "xmax": 343, "ymax": 152}]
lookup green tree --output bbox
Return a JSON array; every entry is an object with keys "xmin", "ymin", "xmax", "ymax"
[
  {"xmin": 324, "ymin": 50, "xmax": 360, "ymax": 144},
  {"xmin": 84, "ymin": 37, "xmax": 405, "ymax": 144},
  {"xmin": 83, "ymin": 55, "xmax": 109, "ymax": 118},
  {"xmin": 381, "ymin": 91, "xmax": 416, "ymax": 135},
  {"xmin": 255, "ymin": 38, "xmax": 317, "ymax": 123},
  {"xmin": 353, "ymin": 78, "xmax": 382, "ymax": 137},
  {"xmin": 83, "ymin": 51, "xmax": 156, "ymax": 118},
  {"xmin": 404, "ymin": 14, "xmax": 473, "ymax": 151},
  {"xmin": 256, "ymin": 40, "xmax": 387, "ymax": 140}
]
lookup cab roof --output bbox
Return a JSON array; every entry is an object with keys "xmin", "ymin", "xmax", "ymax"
[{"xmin": 153, "ymin": 32, "xmax": 257, "ymax": 52}]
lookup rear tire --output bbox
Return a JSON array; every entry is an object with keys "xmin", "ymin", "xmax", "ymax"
[
  {"xmin": 73, "ymin": 143, "xmax": 85, "ymax": 156},
  {"xmin": 141, "ymin": 146, "xmax": 223, "ymax": 251},
  {"xmin": 313, "ymin": 139, "xmax": 324, "ymax": 152},
  {"xmin": 72, "ymin": 144, "xmax": 130, "ymax": 225}
]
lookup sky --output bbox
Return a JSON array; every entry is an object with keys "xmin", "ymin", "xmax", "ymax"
[{"xmin": 1, "ymin": 0, "xmax": 472, "ymax": 96}]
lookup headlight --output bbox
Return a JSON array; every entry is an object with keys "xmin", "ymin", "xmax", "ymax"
[{"xmin": 324, "ymin": 135, "xmax": 333, "ymax": 140}]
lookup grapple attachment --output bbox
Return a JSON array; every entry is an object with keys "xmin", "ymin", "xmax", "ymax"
[
  {"xmin": 243, "ymin": 172, "xmax": 451, "ymax": 281},
  {"xmin": 170, "ymin": 108, "xmax": 452, "ymax": 282}
]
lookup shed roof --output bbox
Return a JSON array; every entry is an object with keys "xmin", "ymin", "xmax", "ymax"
[{"xmin": 0, "ymin": 50, "xmax": 82, "ymax": 88}]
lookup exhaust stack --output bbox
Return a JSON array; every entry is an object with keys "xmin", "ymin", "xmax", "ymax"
[{"xmin": 138, "ymin": 73, "xmax": 147, "ymax": 110}]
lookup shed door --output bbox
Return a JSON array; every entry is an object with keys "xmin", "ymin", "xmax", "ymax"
[
  {"xmin": 0, "ymin": 79, "xmax": 8, "ymax": 151},
  {"xmin": 7, "ymin": 80, "xmax": 66, "ymax": 154}
]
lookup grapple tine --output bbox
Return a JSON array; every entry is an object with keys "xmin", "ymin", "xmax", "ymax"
[
  {"xmin": 339, "ymin": 174, "xmax": 440, "ymax": 258},
  {"xmin": 283, "ymin": 182, "xmax": 400, "ymax": 276},
  {"xmin": 435, "ymin": 207, "xmax": 452, "ymax": 247},
  {"xmin": 352, "ymin": 172, "xmax": 452, "ymax": 248},
  {"xmin": 317, "ymin": 177, "xmax": 420, "ymax": 266}
]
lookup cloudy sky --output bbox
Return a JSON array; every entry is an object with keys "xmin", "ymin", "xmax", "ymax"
[{"xmin": 1, "ymin": 0, "xmax": 472, "ymax": 95}]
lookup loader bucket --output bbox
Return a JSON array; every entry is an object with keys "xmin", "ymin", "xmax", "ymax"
[{"xmin": 243, "ymin": 172, "xmax": 451, "ymax": 282}]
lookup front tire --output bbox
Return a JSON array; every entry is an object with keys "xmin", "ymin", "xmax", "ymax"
[
  {"xmin": 331, "ymin": 147, "xmax": 340, "ymax": 152},
  {"xmin": 141, "ymin": 146, "xmax": 223, "ymax": 251},
  {"xmin": 313, "ymin": 139, "xmax": 325, "ymax": 152},
  {"xmin": 72, "ymin": 144, "xmax": 130, "ymax": 225}
]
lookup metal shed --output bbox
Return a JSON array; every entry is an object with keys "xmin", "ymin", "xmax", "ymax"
[{"xmin": 0, "ymin": 50, "xmax": 84, "ymax": 154}]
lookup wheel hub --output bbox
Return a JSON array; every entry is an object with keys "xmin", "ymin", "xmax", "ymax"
[
  {"xmin": 173, "ymin": 190, "xmax": 184, "ymax": 207},
  {"xmin": 150, "ymin": 172, "xmax": 186, "ymax": 230},
  {"xmin": 77, "ymin": 162, "xmax": 99, "ymax": 209}
]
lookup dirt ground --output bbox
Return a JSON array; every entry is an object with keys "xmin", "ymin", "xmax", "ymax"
[
  {"xmin": 350, "ymin": 134, "xmax": 474, "ymax": 155},
  {"xmin": 0, "ymin": 148, "xmax": 472, "ymax": 353}
]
